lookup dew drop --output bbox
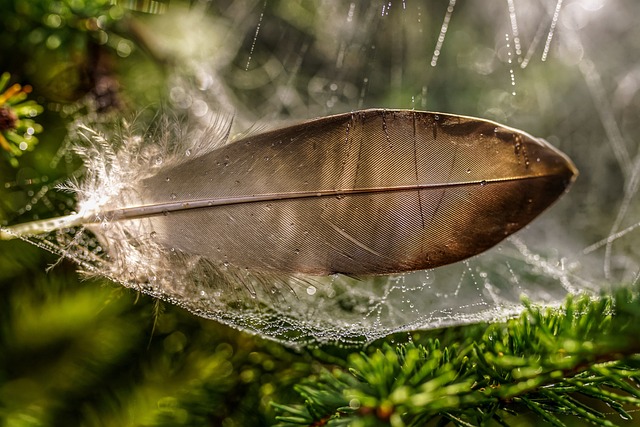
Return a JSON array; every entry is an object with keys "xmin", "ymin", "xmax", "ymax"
[
  {"xmin": 170, "ymin": 193, "xmax": 177, "ymax": 200},
  {"xmin": 480, "ymin": 180, "xmax": 487, "ymax": 186},
  {"xmin": 466, "ymin": 168, "xmax": 471, "ymax": 174},
  {"xmin": 430, "ymin": 0, "xmax": 456, "ymax": 67},
  {"xmin": 246, "ymin": 0, "xmax": 267, "ymax": 70},
  {"xmin": 619, "ymin": 412, "xmax": 632, "ymax": 421}
]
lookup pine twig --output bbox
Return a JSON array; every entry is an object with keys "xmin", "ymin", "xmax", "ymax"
[{"xmin": 273, "ymin": 287, "xmax": 640, "ymax": 426}]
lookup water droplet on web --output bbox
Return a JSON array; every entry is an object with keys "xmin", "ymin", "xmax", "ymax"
[
  {"xmin": 246, "ymin": 0, "xmax": 267, "ymax": 70},
  {"xmin": 347, "ymin": 2, "xmax": 356, "ymax": 22},
  {"xmin": 170, "ymin": 193, "xmax": 177, "ymax": 200},
  {"xmin": 542, "ymin": 0, "xmax": 564, "ymax": 62},
  {"xmin": 506, "ymin": 0, "xmax": 522, "ymax": 63},
  {"xmin": 431, "ymin": 0, "xmax": 456, "ymax": 67},
  {"xmin": 505, "ymin": 33, "xmax": 517, "ymax": 96}
]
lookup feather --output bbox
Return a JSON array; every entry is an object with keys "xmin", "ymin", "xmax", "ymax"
[
  {"xmin": 1, "ymin": 109, "xmax": 577, "ymax": 282},
  {"xmin": 0, "ymin": 109, "xmax": 579, "ymax": 345}
]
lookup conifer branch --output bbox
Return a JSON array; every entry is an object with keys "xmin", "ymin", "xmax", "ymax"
[{"xmin": 273, "ymin": 288, "xmax": 640, "ymax": 426}]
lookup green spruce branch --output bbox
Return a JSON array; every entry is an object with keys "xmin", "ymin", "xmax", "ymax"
[{"xmin": 273, "ymin": 288, "xmax": 640, "ymax": 427}]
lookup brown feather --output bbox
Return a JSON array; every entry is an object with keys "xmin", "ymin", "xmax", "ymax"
[{"xmin": 92, "ymin": 109, "xmax": 578, "ymax": 276}]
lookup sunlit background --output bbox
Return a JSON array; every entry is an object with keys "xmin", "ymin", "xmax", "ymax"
[{"xmin": 1, "ymin": 0, "xmax": 639, "ymax": 425}]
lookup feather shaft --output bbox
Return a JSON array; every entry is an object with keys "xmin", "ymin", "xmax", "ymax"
[{"xmin": 1, "ymin": 175, "xmax": 559, "ymax": 238}]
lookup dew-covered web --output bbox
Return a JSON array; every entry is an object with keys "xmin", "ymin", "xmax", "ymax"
[{"xmin": 4, "ymin": 0, "xmax": 640, "ymax": 348}]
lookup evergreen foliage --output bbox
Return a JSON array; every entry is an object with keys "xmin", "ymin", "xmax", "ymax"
[{"xmin": 273, "ymin": 290, "xmax": 640, "ymax": 426}]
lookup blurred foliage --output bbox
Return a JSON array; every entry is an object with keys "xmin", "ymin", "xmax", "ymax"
[
  {"xmin": 0, "ymin": 241, "xmax": 314, "ymax": 426},
  {"xmin": 0, "ymin": 1, "xmax": 639, "ymax": 426},
  {"xmin": 0, "ymin": 73, "xmax": 44, "ymax": 167},
  {"xmin": 0, "ymin": 0, "xmax": 125, "ymax": 105}
]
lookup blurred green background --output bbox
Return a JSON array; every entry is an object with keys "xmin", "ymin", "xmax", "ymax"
[{"xmin": 0, "ymin": 0, "xmax": 639, "ymax": 425}]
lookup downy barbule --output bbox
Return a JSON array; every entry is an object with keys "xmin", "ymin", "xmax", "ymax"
[{"xmin": 1, "ymin": 109, "xmax": 577, "ymax": 344}]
